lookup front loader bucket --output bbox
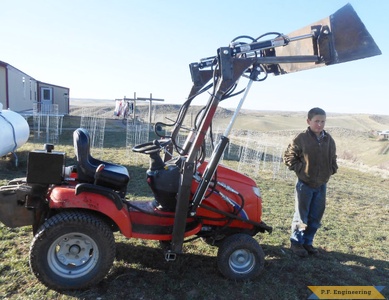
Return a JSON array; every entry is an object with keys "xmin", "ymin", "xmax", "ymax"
[{"xmin": 274, "ymin": 3, "xmax": 382, "ymax": 74}]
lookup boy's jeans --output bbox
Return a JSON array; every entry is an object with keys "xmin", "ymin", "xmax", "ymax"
[{"xmin": 290, "ymin": 180, "xmax": 326, "ymax": 245}]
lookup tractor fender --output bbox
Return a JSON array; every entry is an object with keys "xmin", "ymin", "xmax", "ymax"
[{"xmin": 49, "ymin": 185, "xmax": 132, "ymax": 237}]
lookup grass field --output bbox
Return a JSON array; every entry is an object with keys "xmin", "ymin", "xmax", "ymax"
[{"xmin": 0, "ymin": 113, "xmax": 388, "ymax": 300}]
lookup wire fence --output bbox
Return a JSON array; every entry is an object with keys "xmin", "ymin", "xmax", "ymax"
[
  {"xmin": 80, "ymin": 107, "xmax": 106, "ymax": 159},
  {"xmin": 125, "ymin": 124, "xmax": 151, "ymax": 165},
  {"xmin": 32, "ymin": 103, "xmax": 61, "ymax": 144},
  {"xmin": 78, "ymin": 105, "xmax": 294, "ymax": 179},
  {"xmin": 122, "ymin": 124, "xmax": 292, "ymax": 179},
  {"xmin": 208, "ymin": 129, "xmax": 292, "ymax": 179}
]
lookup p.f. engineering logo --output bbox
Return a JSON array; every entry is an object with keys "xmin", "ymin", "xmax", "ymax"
[{"xmin": 308, "ymin": 286, "xmax": 385, "ymax": 299}]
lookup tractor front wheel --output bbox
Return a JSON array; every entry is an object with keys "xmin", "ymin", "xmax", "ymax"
[
  {"xmin": 30, "ymin": 210, "xmax": 116, "ymax": 290},
  {"xmin": 217, "ymin": 234, "xmax": 265, "ymax": 281}
]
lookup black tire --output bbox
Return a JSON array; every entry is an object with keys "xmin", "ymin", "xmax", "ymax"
[
  {"xmin": 217, "ymin": 234, "xmax": 265, "ymax": 281},
  {"xmin": 30, "ymin": 210, "xmax": 116, "ymax": 290}
]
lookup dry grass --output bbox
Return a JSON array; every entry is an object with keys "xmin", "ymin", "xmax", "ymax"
[
  {"xmin": 1, "ymin": 159, "xmax": 388, "ymax": 299},
  {"xmin": 0, "ymin": 110, "xmax": 388, "ymax": 299}
]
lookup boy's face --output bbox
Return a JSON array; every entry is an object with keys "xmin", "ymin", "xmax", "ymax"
[{"xmin": 307, "ymin": 114, "xmax": 326, "ymax": 135}]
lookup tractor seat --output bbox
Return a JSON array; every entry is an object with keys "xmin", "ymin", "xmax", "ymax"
[{"xmin": 73, "ymin": 128, "xmax": 130, "ymax": 197}]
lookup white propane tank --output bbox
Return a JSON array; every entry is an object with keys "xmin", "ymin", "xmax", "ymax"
[{"xmin": 0, "ymin": 103, "xmax": 30, "ymax": 157}]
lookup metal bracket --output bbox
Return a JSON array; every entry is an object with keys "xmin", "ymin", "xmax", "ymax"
[
  {"xmin": 218, "ymin": 47, "xmax": 233, "ymax": 81},
  {"xmin": 317, "ymin": 25, "xmax": 333, "ymax": 64},
  {"xmin": 164, "ymin": 250, "xmax": 177, "ymax": 262}
]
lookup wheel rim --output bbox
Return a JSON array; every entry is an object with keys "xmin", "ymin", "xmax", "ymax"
[
  {"xmin": 228, "ymin": 249, "xmax": 255, "ymax": 274},
  {"xmin": 47, "ymin": 233, "xmax": 99, "ymax": 278}
]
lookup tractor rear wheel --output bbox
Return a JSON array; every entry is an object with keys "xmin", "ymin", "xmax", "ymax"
[
  {"xmin": 30, "ymin": 210, "xmax": 115, "ymax": 290},
  {"xmin": 217, "ymin": 233, "xmax": 265, "ymax": 280}
]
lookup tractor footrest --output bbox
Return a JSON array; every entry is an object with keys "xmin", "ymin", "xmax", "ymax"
[{"xmin": 164, "ymin": 251, "xmax": 177, "ymax": 262}]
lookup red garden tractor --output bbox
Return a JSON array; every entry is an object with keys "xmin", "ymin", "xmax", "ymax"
[{"xmin": 0, "ymin": 4, "xmax": 380, "ymax": 290}]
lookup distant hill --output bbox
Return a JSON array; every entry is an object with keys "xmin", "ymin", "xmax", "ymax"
[
  {"xmin": 70, "ymin": 100, "xmax": 389, "ymax": 173},
  {"xmin": 70, "ymin": 99, "xmax": 389, "ymax": 130}
]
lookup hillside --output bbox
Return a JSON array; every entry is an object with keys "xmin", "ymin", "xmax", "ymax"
[{"xmin": 70, "ymin": 101, "xmax": 389, "ymax": 174}]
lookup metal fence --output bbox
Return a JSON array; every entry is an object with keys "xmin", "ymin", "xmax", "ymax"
[
  {"xmin": 79, "ymin": 105, "xmax": 293, "ymax": 179},
  {"xmin": 32, "ymin": 103, "xmax": 62, "ymax": 144},
  {"xmin": 122, "ymin": 125, "xmax": 292, "ymax": 179},
  {"xmin": 125, "ymin": 124, "xmax": 151, "ymax": 165},
  {"xmin": 80, "ymin": 107, "xmax": 106, "ymax": 159}
]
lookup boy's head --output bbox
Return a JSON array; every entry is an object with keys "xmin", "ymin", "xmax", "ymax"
[
  {"xmin": 307, "ymin": 107, "xmax": 326, "ymax": 120},
  {"xmin": 307, "ymin": 107, "xmax": 326, "ymax": 135}
]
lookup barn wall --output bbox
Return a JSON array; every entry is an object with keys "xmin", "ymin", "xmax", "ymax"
[
  {"xmin": 7, "ymin": 66, "xmax": 37, "ymax": 112},
  {"xmin": 0, "ymin": 66, "xmax": 6, "ymax": 108}
]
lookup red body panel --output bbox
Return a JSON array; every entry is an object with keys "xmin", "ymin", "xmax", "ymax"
[
  {"xmin": 192, "ymin": 162, "xmax": 262, "ymax": 228},
  {"xmin": 127, "ymin": 201, "xmax": 201, "ymax": 240},
  {"xmin": 49, "ymin": 186, "xmax": 133, "ymax": 236},
  {"xmin": 49, "ymin": 186, "xmax": 202, "ymax": 240},
  {"xmin": 49, "ymin": 161, "xmax": 262, "ymax": 240}
]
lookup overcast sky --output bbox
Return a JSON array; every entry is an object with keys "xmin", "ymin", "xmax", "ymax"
[{"xmin": 1, "ymin": 0, "xmax": 387, "ymax": 114}]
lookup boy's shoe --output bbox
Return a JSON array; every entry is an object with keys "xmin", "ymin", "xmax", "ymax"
[
  {"xmin": 303, "ymin": 244, "xmax": 319, "ymax": 255},
  {"xmin": 290, "ymin": 243, "xmax": 308, "ymax": 257}
]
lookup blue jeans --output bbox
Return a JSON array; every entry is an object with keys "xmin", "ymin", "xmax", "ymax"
[{"xmin": 290, "ymin": 180, "xmax": 326, "ymax": 245}]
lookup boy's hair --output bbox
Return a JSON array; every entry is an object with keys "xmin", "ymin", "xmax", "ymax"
[{"xmin": 308, "ymin": 107, "xmax": 326, "ymax": 120}]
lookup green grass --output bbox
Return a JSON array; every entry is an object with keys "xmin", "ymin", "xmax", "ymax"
[{"xmin": 0, "ymin": 119, "xmax": 388, "ymax": 300}]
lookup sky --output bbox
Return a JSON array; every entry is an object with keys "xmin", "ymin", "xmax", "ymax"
[{"xmin": 1, "ymin": 0, "xmax": 387, "ymax": 115}]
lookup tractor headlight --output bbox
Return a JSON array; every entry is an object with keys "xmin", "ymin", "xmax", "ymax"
[{"xmin": 253, "ymin": 186, "xmax": 261, "ymax": 198}]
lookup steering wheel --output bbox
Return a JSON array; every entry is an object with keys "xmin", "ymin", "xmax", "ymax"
[{"xmin": 132, "ymin": 138, "xmax": 172, "ymax": 154}]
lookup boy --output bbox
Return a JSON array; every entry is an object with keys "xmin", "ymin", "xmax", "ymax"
[{"xmin": 283, "ymin": 107, "xmax": 338, "ymax": 257}]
